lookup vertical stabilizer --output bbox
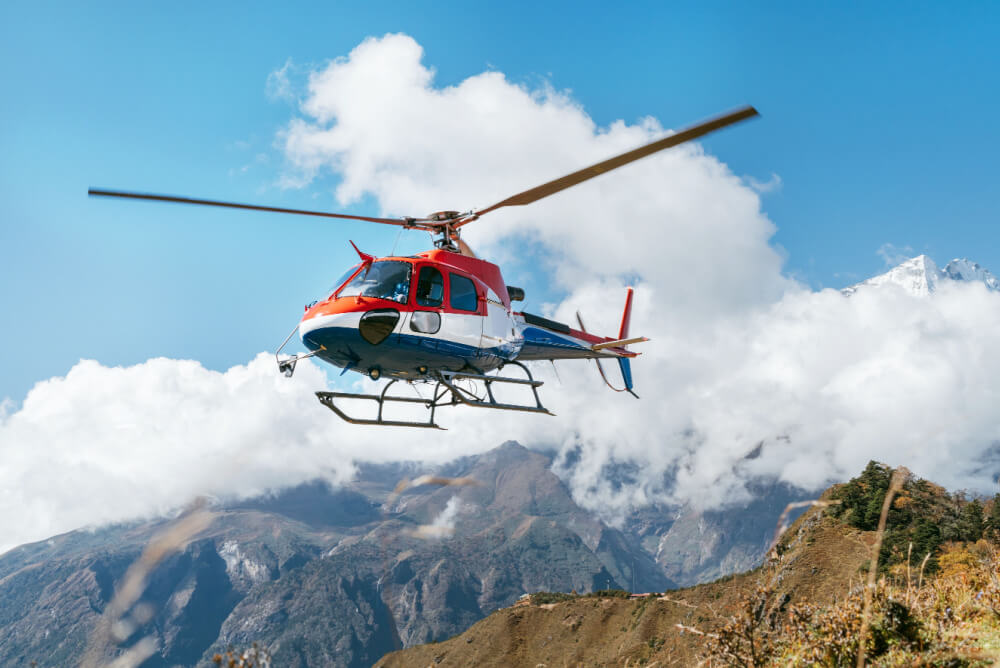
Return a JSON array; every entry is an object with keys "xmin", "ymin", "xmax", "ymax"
[
  {"xmin": 618, "ymin": 357, "xmax": 637, "ymax": 398},
  {"xmin": 618, "ymin": 287, "xmax": 634, "ymax": 340}
]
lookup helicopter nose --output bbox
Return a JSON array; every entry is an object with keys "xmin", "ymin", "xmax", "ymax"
[
  {"xmin": 299, "ymin": 310, "xmax": 357, "ymax": 351},
  {"xmin": 299, "ymin": 308, "xmax": 401, "ymax": 351}
]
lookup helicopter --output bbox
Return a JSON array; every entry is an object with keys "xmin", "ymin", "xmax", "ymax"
[{"xmin": 89, "ymin": 105, "xmax": 758, "ymax": 428}]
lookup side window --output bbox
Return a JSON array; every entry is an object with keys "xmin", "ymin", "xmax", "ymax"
[
  {"xmin": 409, "ymin": 311, "xmax": 441, "ymax": 334},
  {"xmin": 415, "ymin": 266, "xmax": 444, "ymax": 307},
  {"xmin": 450, "ymin": 274, "xmax": 479, "ymax": 312}
]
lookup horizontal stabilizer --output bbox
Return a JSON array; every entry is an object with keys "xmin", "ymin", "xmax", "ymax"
[{"xmin": 591, "ymin": 336, "xmax": 649, "ymax": 351}]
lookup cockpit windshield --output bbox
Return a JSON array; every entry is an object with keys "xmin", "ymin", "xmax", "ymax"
[
  {"xmin": 325, "ymin": 263, "xmax": 361, "ymax": 299},
  {"xmin": 336, "ymin": 260, "xmax": 411, "ymax": 304}
]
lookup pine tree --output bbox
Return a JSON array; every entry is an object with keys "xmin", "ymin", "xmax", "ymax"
[
  {"xmin": 987, "ymin": 494, "xmax": 1000, "ymax": 538},
  {"xmin": 911, "ymin": 518, "xmax": 942, "ymax": 563},
  {"xmin": 956, "ymin": 499, "xmax": 984, "ymax": 542},
  {"xmin": 836, "ymin": 461, "xmax": 892, "ymax": 531}
]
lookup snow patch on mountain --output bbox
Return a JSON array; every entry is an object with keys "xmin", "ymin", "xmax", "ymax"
[
  {"xmin": 843, "ymin": 255, "xmax": 1000, "ymax": 296},
  {"xmin": 219, "ymin": 540, "xmax": 270, "ymax": 585}
]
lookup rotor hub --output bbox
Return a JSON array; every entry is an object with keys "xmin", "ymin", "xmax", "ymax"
[
  {"xmin": 426, "ymin": 211, "xmax": 461, "ymax": 221},
  {"xmin": 432, "ymin": 223, "xmax": 460, "ymax": 252}
]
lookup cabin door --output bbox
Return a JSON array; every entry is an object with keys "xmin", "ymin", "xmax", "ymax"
[{"xmin": 480, "ymin": 288, "xmax": 511, "ymax": 359}]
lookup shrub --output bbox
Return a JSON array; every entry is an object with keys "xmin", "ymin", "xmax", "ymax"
[
  {"xmin": 700, "ymin": 537, "xmax": 1000, "ymax": 666},
  {"xmin": 585, "ymin": 588, "xmax": 631, "ymax": 599},
  {"xmin": 530, "ymin": 591, "xmax": 576, "ymax": 605}
]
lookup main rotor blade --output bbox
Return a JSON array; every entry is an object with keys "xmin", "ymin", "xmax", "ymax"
[
  {"xmin": 471, "ymin": 105, "xmax": 759, "ymax": 220},
  {"xmin": 87, "ymin": 189, "xmax": 418, "ymax": 227}
]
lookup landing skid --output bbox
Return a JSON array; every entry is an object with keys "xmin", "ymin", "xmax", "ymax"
[{"xmin": 315, "ymin": 361, "xmax": 554, "ymax": 429}]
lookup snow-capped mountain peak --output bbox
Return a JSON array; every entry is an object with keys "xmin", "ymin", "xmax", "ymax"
[
  {"xmin": 843, "ymin": 255, "xmax": 999, "ymax": 296},
  {"xmin": 942, "ymin": 258, "xmax": 1000, "ymax": 291}
]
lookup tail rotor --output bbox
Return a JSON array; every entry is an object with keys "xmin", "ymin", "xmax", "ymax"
[{"xmin": 576, "ymin": 287, "xmax": 641, "ymax": 399}]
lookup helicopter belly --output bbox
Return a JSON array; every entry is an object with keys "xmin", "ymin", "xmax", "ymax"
[
  {"xmin": 300, "ymin": 309, "xmax": 513, "ymax": 378},
  {"xmin": 395, "ymin": 310, "xmax": 510, "ymax": 371}
]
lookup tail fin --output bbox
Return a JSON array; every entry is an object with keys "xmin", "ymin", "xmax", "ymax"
[
  {"xmin": 617, "ymin": 288, "xmax": 639, "ymax": 398},
  {"xmin": 575, "ymin": 287, "xmax": 641, "ymax": 399},
  {"xmin": 619, "ymin": 286, "xmax": 634, "ymax": 340},
  {"xmin": 618, "ymin": 358, "xmax": 637, "ymax": 399}
]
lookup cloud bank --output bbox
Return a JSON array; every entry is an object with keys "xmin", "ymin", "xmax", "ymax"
[
  {"xmin": 0, "ymin": 355, "xmax": 348, "ymax": 551},
  {"xmin": 3, "ymin": 34, "xmax": 999, "ymax": 550}
]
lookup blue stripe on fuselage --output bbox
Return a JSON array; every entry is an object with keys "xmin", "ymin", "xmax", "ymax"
[
  {"xmin": 515, "ymin": 326, "xmax": 597, "ymax": 360},
  {"xmin": 302, "ymin": 325, "xmax": 517, "ymax": 377}
]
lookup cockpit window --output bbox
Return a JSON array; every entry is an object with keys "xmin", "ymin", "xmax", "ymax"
[
  {"xmin": 415, "ymin": 266, "xmax": 444, "ymax": 307},
  {"xmin": 450, "ymin": 274, "xmax": 479, "ymax": 312},
  {"xmin": 337, "ymin": 261, "xmax": 411, "ymax": 304},
  {"xmin": 326, "ymin": 263, "xmax": 361, "ymax": 299}
]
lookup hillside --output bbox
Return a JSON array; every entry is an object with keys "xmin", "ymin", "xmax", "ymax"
[
  {"xmin": 376, "ymin": 505, "xmax": 871, "ymax": 667},
  {"xmin": 379, "ymin": 466, "xmax": 1000, "ymax": 667}
]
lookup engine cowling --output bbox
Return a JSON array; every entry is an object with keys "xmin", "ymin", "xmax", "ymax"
[{"xmin": 506, "ymin": 286, "xmax": 525, "ymax": 302}]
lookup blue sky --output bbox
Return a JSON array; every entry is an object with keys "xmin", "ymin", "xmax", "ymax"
[{"xmin": 2, "ymin": 1, "xmax": 1000, "ymax": 403}]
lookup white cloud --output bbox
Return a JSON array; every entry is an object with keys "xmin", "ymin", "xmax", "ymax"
[
  {"xmin": 406, "ymin": 495, "xmax": 467, "ymax": 539},
  {"xmin": 4, "ymin": 35, "xmax": 1000, "ymax": 551},
  {"xmin": 0, "ymin": 355, "xmax": 341, "ymax": 552},
  {"xmin": 746, "ymin": 172, "xmax": 783, "ymax": 194},
  {"xmin": 266, "ymin": 58, "xmax": 296, "ymax": 102},
  {"xmin": 431, "ymin": 495, "xmax": 465, "ymax": 531},
  {"xmin": 878, "ymin": 242, "xmax": 916, "ymax": 267},
  {"xmin": 0, "ymin": 352, "xmax": 540, "ymax": 552}
]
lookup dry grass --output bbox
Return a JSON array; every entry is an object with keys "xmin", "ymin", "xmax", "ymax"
[
  {"xmin": 698, "ymin": 466, "xmax": 1000, "ymax": 667},
  {"xmin": 386, "ymin": 474, "xmax": 480, "ymax": 538},
  {"xmin": 80, "ymin": 500, "xmax": 216, "ymax": 668},
  {"xmin": 767, "ymin": 499, "xmax": 841, "ymax": 557},
  {"xmin": 388, "ymin": 474, "xmax": 480, "ymax": 500},
  {"xmin": 211, "ymin": 643, "xmax": 272, "ymax": 667},
  {"xmin": 856, "ymin": 467, "xmax": 908, "ymax": 667},
  {"xmin": 700, "ymin": 539, "xmax": 1000, "ymax": 666}
]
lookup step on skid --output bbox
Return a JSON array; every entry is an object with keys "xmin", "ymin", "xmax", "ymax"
[{"xmin": 315, "ymin": 361, "xmax": 553, "ymax": 429}]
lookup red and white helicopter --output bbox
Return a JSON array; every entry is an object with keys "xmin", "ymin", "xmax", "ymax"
[{"xmin": 90, "ymin": 105, "xmax": 757, "ymax": 428}]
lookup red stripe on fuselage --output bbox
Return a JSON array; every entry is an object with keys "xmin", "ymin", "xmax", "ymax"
[
  {"xmin": 303, "ymin": 295, "xmax": 408, "ymax": 322},
  {"xmin": 619, "ymin": 287, "xmax": 634, "ymax": 340},
  {"xmin": 419, "ymin": 250, "xmax": 511, "ymax": 309},
  {"xmin": 303, "ymin": 250, "xmax": 513, "ymax": 324}
]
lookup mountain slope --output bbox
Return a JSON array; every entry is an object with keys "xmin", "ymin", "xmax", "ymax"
[
  {"xmin": 377, "ymin": 462, "xmax": 1000, "ymax": 668},
  {"xmin": 377, "ymin": 502, "xmax": 872, "ymax": 667},
  {"xmin": 0, "ymin": 442, "xmax": 831, "ymax": 666},
  {"xmin": 0, "ymin": 442, "xmax": 679, "ymax": 667},
  {"xmin": 378, "ymin": 465, "xmax": 1000, "ymax": 667}
]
